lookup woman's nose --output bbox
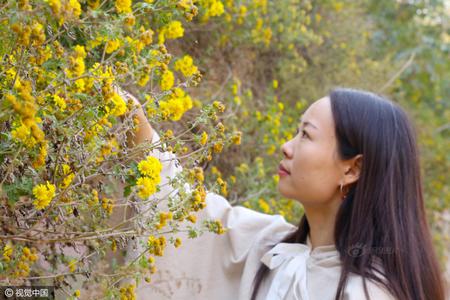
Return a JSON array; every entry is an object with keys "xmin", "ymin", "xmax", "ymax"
[{"xmin": 281, "ymin": 141, "xmax": 292, "ymax": 158}]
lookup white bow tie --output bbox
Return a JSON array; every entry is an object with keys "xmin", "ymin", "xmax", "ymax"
[{"xmin": 260, "ymin": 243, "xmax": 311, "ymax": 300}]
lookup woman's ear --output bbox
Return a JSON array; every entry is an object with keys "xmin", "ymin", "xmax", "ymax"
[{"xmin": 343, "ymin": 154, "xmax": 363, "ymax": 185}]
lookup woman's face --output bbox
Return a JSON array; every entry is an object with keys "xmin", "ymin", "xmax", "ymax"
[{"xmin": 278, "ymin": 96, "xmax": 345, "ymax": 206}]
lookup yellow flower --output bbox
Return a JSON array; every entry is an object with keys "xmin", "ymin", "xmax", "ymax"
[
  {"xmin": 110, "ymin": 92, "xmax": 127, "ymax": 116},
  {"xmin": 159, "ymin": 89, "xmax": 192, "ymax": 117},
  {"xmin": 209, "ymin": 0, "xmax": 224, "ymax": 17},
  {"xmin": 200, "ymin": 131, "xmax": 208, "ymax": 145},
  {"xmin": 231, "ymin": 131, "xmax": 242, "ymax": 145},
  {"xmin": 160, "ymin": 70, "xmax": 174, "ymax": 91},
  {"xmin": 68, "ymin": 0, "xmax": 82, "ymax": 17},
  {"xmin": 272, "ymin": 79, "xmax": 278, "ymax": 89},
  {"xmin": 187, "ymin": 214, "xmax": 197, "ymax": 223},
  {"xmin": 3, "ymin": 243, "xmax": 13, "ymax": 262},
  {"xmin": 119, "ymin": 283, "xmax": 136, "ymax": 300},
  {"xmin": 32, "ymin": 142, "xmax": 47, "ymax": 169},
  {"xmin": 16, "ymin": 260, "xmax": 31, "ymax": 276},
  {"xmin": 174, "ymin": 87, "xmax": 193, "ymax": 110},
  {"xmin": 216, "ymin": 177, "xmax": 227, "ymax": 196},
  {"xmin": 136, "ymin": 176, "xmax": 159, "ymax": 199},
  {"xmin": 137, "ymin": 156, "xmax": 162, "ymax": 178},
  {"xmin": 105, "ymin": 39, "xmax": 121, "ymax": 54},
  {"xmin": 87, "ymin": 189, "xmax": 99, "ymax": 207},
  {"xmin": 174, "ymin": 237, "xmax": 182, "ymax": 248},
  {"xmin": 11, "ymin": 123, "xmax": 31, "ymax": 143},
  {"xmin": 66, "ymin": 46, "xmax": 86, "ymax": 78},
  {"xmin": 68, "ymin": 259, "xmax": 77, "ymax": 272},
  {"xmin": 138, "ymin": 74, "xmax": 150, "ymax": 87},
  {"xmin": 159, "ymin": 98, "xmax": 184, "ymax": 121},
  {"xmin": 200, "ymin": 0, "xmax": 224, "ymax": 20},
  {"xmin": 31, "ymin": 21, "xmax": 46, "ymax": 46},
  {"xmin": 258, "ymin": 198, "xmax": 270, "ymax": 213},
  {"xmin": 47, "ymin": 0, "xmax": 61, "ymax": 15},
  {"xmin": 174, "ymin": 55, "xmax": 198, "ymax": 77},
  {"xmin": 266, "ymin": 144, "xmax": 276, "ymax": 155},
  {"xmin": 261, "ymin": 27, "xmax": 272, "ymax": 46},
  {"xmin": 53, "ymin": 94, "xmax": 67, "ymax": 111},
  {"xmin": 147, "ymin": 236, "xmax": 166, "ymax": 256},
  {"xmin": 213, "ymin": 141, "xmax": 223, "ymax": 153},
  {"xmin": 315, "ymin": 13, "xmax": 322, "ymax": 23},
  {"xmin": 273, "ymin": 174, "xmax": 279, "ymax": 184},
  {"xmin": 193, "ymin": 167, "xmax": 204, "ymax": 182},
  {"xmin": 101, "ymin": 197, "xmax": 113, "ymax": 214},
  {"xmin": 124, "ymin": 14, "xmax": 136, "ymax": 26},
  {"xmin": 164, "ymin": 129, "xmax": 174, "ymax": 138},
  {"xmin": 333, "ymin": 2, "xmax": 344, "ymax": 12},
  {"xmin": 32, "ymin": 181, "xmax": 56, "ymax": 210},
  {"xmin": 74, "ymin": 45, "xmax": 86, "ymax": 58},
  {"xmin": 213, "ymin": 101, "xmax": 225, "ymax": 112},
  {"xmin": 190, "ymin": 185, "xmax": 206, "ymax": 211},
  {"xmin": 156, "ymin": 211, "xmax": 173, "ymax": 229},
  {"xmin": 115, "ymin": 0, "xmax": 132, "ymax": 13},
  {"xmin": 60, "ymin": 164, "xmax": 75, "ymax": 189},
  {"xmin": 22, "ymin": 247, "xmax": 31, "ymax": 258},
  {"xmin": 140, "ymin": 28, "xmax": 154, "ymax": 45},
  {"xmin": 207, "ymin": 219, "xmax": 226, "ymax": 234},
  {"xmin": 159, "ymin": 20, "xmax": 184, "ymax": 43},
  {"xmin": 88, "ymin": 0, "xmax": 100, "ymax": 9}
]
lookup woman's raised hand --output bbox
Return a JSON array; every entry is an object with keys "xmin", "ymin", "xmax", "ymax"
[{"xmin": 116, "ymin": 87, "xmax": 154, "ymax": 147}]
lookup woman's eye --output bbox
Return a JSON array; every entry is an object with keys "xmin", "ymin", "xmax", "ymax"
[
  {"xmin": 300, "ymin": 129, "xmax": 308, "ymax": 138},
  {"xmin": 295, "ymin": 128, "xmax": 308, "ymax": 138}
]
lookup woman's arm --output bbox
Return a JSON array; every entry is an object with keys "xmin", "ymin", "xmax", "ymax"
[{"xmin": 120, "ymin": 89, "xmax": 154, "ymax": 147}]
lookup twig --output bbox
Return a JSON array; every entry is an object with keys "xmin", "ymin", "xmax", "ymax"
[{"xmin": 378, "ymin": 52, "xmax": 416, "ymax": 93}]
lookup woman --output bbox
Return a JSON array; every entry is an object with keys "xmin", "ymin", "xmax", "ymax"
[{"xmin": 125, "ymin": 88, "xmax": 446, "ymax": 300}]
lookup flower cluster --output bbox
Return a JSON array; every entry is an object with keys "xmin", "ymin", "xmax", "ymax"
[
  {"xmin": 155, "ymin": 212, "xmax": 173, "ymax": 230},
  {"xmin": 0, "ymin": 0, "xmax": 282, "ymax": 295},
  {"xmin": 14, "ymin": 247, "xmax": 39, "ymax": 278},
  {"xmin": 205, "ymin": 220, "xmax": 226, "ymax": 234},
  {"xmin": 119, "ymin": 283, "xmax": 136, "ymax": 300},
  {"xmin": 136, "ymin": 156, "xmax": 162, "ymax": 199},
  {"xmin": 174, "ymin": 55, "xmax": 199, "ymax": 77},
  {"xmin": 32, "ymin": 181, "xmax": 56, "ymax": 210},
  {"xmin": 158, "ymin": 21, "xmax": 185, "ymax": 44},
  {"xmin": 159, "ymin": 88, "xmax": 193, "ymax": 121},
  {"xmin": 190, "ymin": 185, "xmax": 207, "ymax": 211},
  {"xmin": 147, "ymin": 235, "xmax": 167, "ymax": 257}
]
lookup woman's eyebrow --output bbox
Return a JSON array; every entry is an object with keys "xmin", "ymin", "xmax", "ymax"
[{"xmin": 298, "ymin": 118, "xmax": 318, "ymax": 130}]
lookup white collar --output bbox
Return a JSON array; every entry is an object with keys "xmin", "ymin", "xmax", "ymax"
[{"xmin": 259, "ymin": 235, "xmax": 340, "ymax": 300}]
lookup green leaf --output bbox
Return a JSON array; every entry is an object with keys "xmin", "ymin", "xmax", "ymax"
[
  {"xmin": 138, "ymin": 255, "xmax": 148, "ymax": 268},
  {"xmin": 123, "ymin": 185, "xmax": 132, "ymax": 197},
  {"xmin": 3, "ymin": 177, "xmax": 33, "ymax": 205}
]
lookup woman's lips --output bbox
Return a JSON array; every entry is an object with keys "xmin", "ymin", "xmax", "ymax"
[{"xmin": 278, "ymin": 164, "xmax": 290, "ymax": 176}]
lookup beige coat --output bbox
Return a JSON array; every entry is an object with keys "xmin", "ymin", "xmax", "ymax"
[{"xmin": 125, "ymin": 131, "xmax": 396, "ymax": 300}]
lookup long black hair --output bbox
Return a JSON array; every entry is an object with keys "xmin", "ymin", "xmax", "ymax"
[{"xmin": 251, "ymin": 88, "xmax": 446, "ymax": 300}]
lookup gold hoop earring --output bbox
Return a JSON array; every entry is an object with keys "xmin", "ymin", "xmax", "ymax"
[{"xmin": 340, "ymin": 182, "xmax": 348, "ymax": 200}]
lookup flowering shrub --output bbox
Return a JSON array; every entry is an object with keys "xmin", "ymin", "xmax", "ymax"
[{"xmin": 0, "ymin": 0, "xmax": 240, "ymax": 298}]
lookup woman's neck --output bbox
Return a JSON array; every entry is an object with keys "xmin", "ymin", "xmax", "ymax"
[{"xmin": 304, "ymin": 203, "xmax": 339, "ymax": 250}]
